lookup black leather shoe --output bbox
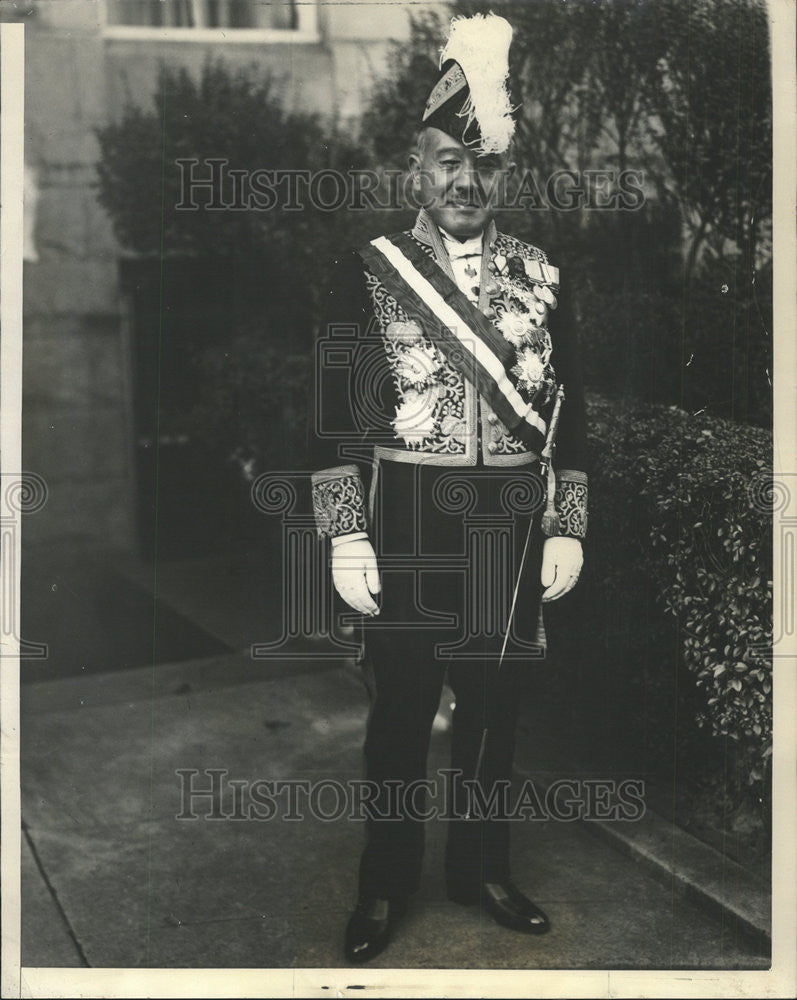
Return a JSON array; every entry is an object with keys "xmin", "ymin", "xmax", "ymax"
[
  {"xmin": 447, "ymin": 881, "xmax": 550, "ymax": 934},
  {"xmin": 343, "ymin": 896, "xmax": 407, "ymax": 964}
]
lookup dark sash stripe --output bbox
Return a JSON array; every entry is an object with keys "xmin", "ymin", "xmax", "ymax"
[
  {"xmin": 357, "ymin": 236, "xmax": 547, "ymax": 454},
  {"xmin": 389, "ymin": 232, "xmax": 517, "ymax": 368}
]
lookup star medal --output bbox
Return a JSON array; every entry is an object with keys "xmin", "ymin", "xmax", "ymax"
[{"xmin": 511, "ymin": 346, "xmax": 546, "ymax": 397}]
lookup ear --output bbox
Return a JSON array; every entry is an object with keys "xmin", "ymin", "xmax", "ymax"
[
  {"xmin": 408, "ymin": 151, "xmax": 422, "ymax": 185},
  {"xmin": 505, "ymin": 160, "xmax": 517, "ymax": 182}
]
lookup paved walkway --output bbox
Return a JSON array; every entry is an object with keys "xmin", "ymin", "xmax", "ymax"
[{"xmin": 21, "ymin": 646, "xmax": 769, "ymax": 970}]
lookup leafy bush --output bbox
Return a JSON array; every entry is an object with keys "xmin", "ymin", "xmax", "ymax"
[
  {"xmin": 95, "ymin": 58, "xmax": 376, "ymax": 322},
  {"xmin": 640, "ymin": 407, "xmax": 772, "ymax": 780},
  {"xmin": 569, "ymin": 395, "xmax": 772, "ymax": 796}
]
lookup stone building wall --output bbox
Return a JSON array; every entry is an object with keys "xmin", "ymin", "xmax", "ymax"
[
  {"xmin": 21, "ymin": 1, "xmax": 133, "ymax": 552},
  {"xmin": 11, "ymin": 0, "xmax": 419, "ymax": 553}
]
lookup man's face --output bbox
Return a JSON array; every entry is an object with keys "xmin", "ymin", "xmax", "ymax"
[{"xmin": 408, "ymin": 127, "xmax": 512, "ymax": 240}]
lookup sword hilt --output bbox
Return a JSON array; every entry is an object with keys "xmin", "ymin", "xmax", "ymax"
[{"xmin": 539, "ymin": 384, "xmax": 565, "ymax": 477}]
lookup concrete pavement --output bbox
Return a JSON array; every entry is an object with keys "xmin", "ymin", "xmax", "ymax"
[{"xmin": 21, "ymin": 647, "xmax": 770, "ymax": 970}]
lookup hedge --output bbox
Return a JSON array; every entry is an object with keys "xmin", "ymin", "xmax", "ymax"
[{"xmin": 564, "ymin": 394, "xmax": 773, "ymax": 796}]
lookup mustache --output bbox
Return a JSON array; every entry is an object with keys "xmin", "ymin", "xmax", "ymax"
[
  {"xmin": 445, "ymin": 195, "xmax": 486, "ymax": 208},
  {"xmin": 445, "ymin": 183, "xmax": 505, "ymax": 208}
]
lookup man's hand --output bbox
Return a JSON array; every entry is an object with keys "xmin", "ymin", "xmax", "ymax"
[
  {"xmin": 332, "ymin": 538, "xmax": 381, "ymax": 615},
  {"xmin": 540, "ymin": 536, "xmax": 583, "ymax": 602}
]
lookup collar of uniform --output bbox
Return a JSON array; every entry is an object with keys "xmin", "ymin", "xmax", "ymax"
[
  {"xmin": 439, "ymin": 227, "xmax": 484, "ymax": 259},
  {"xmin": 411, "ymin": 209, "xmax": 497, "ymax": 277}
]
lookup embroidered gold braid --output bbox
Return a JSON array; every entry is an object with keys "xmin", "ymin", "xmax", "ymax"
[
  {"xmin": 312, "ymin": 471, "xmax": 367, "ymax": 539},
  {"xmin": 361, "ymin": 230, "xmax": 554, "ymax": 459},
  {"xmin": 553, "ymin": 476, "xmax": 588, "ymax": 539},
  {"xmin": 365, "ymin": 269, "xmax": 468, "ymax": 455}
]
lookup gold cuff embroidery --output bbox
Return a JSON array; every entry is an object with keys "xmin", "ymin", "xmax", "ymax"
[
  {"xmin": 311, "ymin": 466, "xmax": 368, "ymax": 539},
  {"xmin": 554, "ymin": 469, "xmax": 588, "ymax": 539}
]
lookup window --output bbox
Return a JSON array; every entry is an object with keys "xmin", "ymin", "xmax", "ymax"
[{"xmin": 103, "ymin": 0, "xmax": 318, "ymax": 41}]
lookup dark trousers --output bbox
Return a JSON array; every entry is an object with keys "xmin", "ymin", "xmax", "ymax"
[{"xmin": 354, "ymin": 460, "xmax": 546, "ymax": 900}]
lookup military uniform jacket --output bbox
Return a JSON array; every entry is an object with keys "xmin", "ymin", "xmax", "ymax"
[{"xmin": 309, "ymin": 210, "xmax": 588, "ymax": 543}]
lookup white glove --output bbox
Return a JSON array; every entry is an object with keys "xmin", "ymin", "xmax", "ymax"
[
  {"xmin": 331, "ymin": 538, "xmax": 381, "ymax": 615},
  {"xmin": 540, "ymin": 536, "xmax": 583, "ymax": 602}
]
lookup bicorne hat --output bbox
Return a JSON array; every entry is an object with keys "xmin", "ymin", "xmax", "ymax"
[{"xmin": 421, "ymin": 13, "xmax": 516, "ymax": 156}]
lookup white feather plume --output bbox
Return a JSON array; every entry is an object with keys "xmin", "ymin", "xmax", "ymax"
[{"xmin": 439, "ymin": 13, "xmax": 515, "ymax": 155}]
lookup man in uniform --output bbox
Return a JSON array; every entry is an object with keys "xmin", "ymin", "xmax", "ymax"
[{"xmin": 309, "ymin": 13, "xmax": 588, "ymax": 964}]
